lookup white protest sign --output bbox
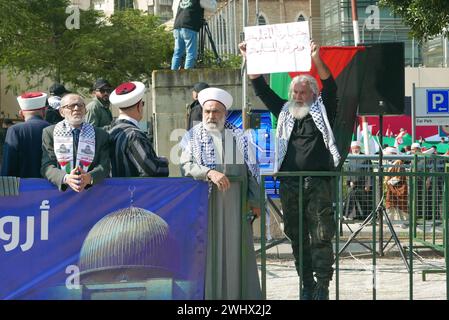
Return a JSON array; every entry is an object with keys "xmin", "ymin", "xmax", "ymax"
[{"xmin": 244, "ymin": 21, "xmax": 311, "ymax": 74}]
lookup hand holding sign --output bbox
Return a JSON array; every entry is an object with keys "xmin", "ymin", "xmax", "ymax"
[{"xmin": 244, "ymin": 21, "xmax": 311, "ymax": 74}]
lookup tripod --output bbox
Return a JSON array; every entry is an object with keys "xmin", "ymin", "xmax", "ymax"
[
  {"xmin": 339, "ymin": 112, "xmax": 410, "ymax": 272},
  {"xmin": 197, "ymin": 20, "xmax": 222, "ymax": 66},
  {"xmin": 339, "ymin": 194, "xmax": 410, "ymax": 271},
  {"xmin": 343, "ymin": 186, "xmax": 366, "ymax": 220}
]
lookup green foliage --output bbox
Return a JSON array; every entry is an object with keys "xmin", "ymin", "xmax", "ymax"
[
  {"xmin": 197, "ymin": 50, "xmax": 243, "ymax": 69},
  {"xmin": 0, "ymin": 1, "xmax": 173, "ymax": 93},
  {"xmin": 379, "ymin": 0, "xmax": 449, "ymax": 40}
]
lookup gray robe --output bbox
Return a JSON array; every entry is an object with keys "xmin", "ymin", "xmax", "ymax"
[{"xmin": 180, "ymin": 130, "xmax": 262, "ymax": 300}]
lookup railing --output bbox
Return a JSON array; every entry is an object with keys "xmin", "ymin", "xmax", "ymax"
[
  {"xmin": 204, "ymin": 0, "xmax": 239, "ymax": 57},
  {"xmin": 257, "ymin": 154, "xmax": 449, "ymax": 300}
]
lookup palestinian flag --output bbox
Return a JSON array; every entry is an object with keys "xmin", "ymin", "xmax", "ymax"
[{"xmin": 270, "ymin": 45, "xmax": 367, "ymax": 168}]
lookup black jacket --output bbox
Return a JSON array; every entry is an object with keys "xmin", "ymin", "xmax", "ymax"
[
  {"xmin": 174, "ymin": 0, "xmax": 204, "ymax": 32},
  {"xmin": 1, "ymin": 116, "xmax": 50, "ymax": 178},
  {"xmin": 187, "ymin": 100, "xmax": 202, "ymax": 130}
]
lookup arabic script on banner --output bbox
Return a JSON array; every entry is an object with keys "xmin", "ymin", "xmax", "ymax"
[{"xmin": 245, "ymin": 21, "xmax": 311, "ymax": 74}]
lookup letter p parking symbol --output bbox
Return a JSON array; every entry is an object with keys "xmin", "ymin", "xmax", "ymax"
[{"xmin": 427, "ymin": 90, "xmax": 449, "ymax": 114}]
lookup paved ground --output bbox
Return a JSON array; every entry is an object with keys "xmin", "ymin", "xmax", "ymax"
[
  {"xmin": 263, "ymin": 253, "xmax": 447, "ymax": 300},
  {"xmin": 257, "ymin": 220, "xmax": 447, "ymax": 300}
]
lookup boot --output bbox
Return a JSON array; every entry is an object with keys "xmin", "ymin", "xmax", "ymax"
[
  {"xmin": 300, "ymin": 280, "xmax": 316, "ymax": 300},
  {"xmin": 313, "ymin": 280, "xmax": 329, "ymax": 300}
]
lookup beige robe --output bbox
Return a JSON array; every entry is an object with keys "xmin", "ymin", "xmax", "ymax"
[{"xmin": 180, "ymin": 130, "xmax": 262, "ymax": 300}]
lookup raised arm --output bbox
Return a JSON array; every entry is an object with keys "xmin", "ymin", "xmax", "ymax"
[
  {"xmin": 311, "ymin": 40, "xmax": 331, "ymax": 80},
  {"xmin": 238, "ymin": 41, "xmax": 287, "ymax": 118}
]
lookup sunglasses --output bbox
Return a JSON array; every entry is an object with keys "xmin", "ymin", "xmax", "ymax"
[{"xmin": 62, "ymin": 103, "xmax": 85, "ymax": 110}]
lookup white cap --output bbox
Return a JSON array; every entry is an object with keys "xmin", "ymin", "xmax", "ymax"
[
  {"xmin": 110, "ymin": 81, "xmax": 145, "ymax": 109},
  {"xmin": 411, "ymin": 143, "xmax": 421, "ymax": 149},
  {"xmin": 384, "ymin": 147, "xmax": 398, "ymax": 154},
  {"xmin": 351, "ymin": 141, "xmax": 361, "ymax": 148},
  {"xmin": 198, "ymin": 87, "xmax": 233, "ymax": 110},
  {"xmin": 48, "ymin": 96, "xmax": 62, "ymax": 110},
  {"xmin": 17, "ymin": 92, "xmax": 48, "ymax": 111}
]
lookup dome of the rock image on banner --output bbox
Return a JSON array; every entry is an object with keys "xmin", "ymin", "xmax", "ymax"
[{"xmin": 79, "ymin": 206, "xmax": 179, "ymax": 284}]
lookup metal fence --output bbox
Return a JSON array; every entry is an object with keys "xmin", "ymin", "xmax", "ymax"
[
  {"xmin": 257, "ymin": 154, "xmax": 449, "ymax": 300},
  {"xmin": 204, "ymin": 0, "xmax": 239, "ymax": 57}
]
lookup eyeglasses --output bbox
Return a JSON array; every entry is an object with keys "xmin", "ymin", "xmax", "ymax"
[{"xmin": 62, "ymin": 103, "xmax": 85, "ymax": 110}]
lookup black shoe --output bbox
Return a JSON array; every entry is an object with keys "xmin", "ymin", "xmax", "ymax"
[{"xmin": 300, "ymin": 281, "xmax": 316, "ymax": 300}]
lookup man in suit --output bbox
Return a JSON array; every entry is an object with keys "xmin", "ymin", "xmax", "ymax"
[
  {"xmin": 1, "ymin": 92, "xmax": 50, "ymax": 177},
  {"xmin": 41, "ymin": 93, "xmax": 110, "ymax": 192}
]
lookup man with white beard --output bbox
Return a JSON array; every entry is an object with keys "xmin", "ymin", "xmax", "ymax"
[
  {"xmin": 240, "ymin": 40, "xmax": 339, "ymax": 300},
  {"xmin": 41, "ymin": 93, "xmax": 110, "ymax": 192},
  {"xmin": 179, "ymin": 87, "xmax": 262, "ymax": 300}
]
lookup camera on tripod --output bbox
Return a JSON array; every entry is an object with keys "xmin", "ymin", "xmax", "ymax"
[{"xmin": 197, "ymin": 19, "xmax": 222, "ymax": 66}]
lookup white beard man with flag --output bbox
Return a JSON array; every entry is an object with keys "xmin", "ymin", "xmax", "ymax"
[{"xmin": 240, "ymin": 40, "xmax": 340, "ymax": 300}]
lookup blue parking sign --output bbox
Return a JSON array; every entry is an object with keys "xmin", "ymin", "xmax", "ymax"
[{"xmin": 427, "ymin": 90, "xmax": 449, "ymax": 113}]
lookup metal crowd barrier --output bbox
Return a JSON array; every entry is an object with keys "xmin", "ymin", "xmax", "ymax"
[{"xmin": 257, "ymin": 154, "xmax": 449, "ymax": 300}]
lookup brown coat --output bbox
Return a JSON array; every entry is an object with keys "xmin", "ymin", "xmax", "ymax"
[{"xmin": 385, "ymin": 160, "xmax": 408, "ymax": 212}]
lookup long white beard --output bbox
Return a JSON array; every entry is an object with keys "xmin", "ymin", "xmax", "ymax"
[
  {"xmin": 204, "ymin": 118, "xmax": 225, "ymax": 132},
  {"xmin": 288, "ymin": 101, "xmax": 311, "ymax": 120}
]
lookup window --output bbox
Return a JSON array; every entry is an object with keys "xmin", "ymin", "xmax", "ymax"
[
  {"xmin": 115, "ymin": 0, "xmax": 134, "ymax": 10},
  {"xmin": 297, "ymin": 14, "xmax": 306, "ymax": 22},
  {"xmin": 257, "ymin": 14, "xmax": 267, "ymax": 26}
]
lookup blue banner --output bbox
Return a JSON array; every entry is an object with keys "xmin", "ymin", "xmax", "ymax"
[{"xmin": 0, "ymin": 178, "xmax": 209, "ymax": 300}]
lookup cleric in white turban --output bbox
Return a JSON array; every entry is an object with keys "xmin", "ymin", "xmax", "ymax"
[
  {"xmin": 179, "ymin": 87, "xmax": 262, "ymax": 300},
  {"xmin": 1, "ymin": 92, "xmax": 50, "ymax": 178},
  {"xmin": 107, "ymin": 81, "xmax": 169, "ymax": 177}
]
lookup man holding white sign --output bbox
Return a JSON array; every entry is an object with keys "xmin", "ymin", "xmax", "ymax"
[{"xmin": 240, "ymin": 40, "xmax": 339, "ymax": 300}]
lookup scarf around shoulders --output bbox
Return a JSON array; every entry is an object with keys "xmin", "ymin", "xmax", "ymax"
[
  {"xmin": 181, "ymin": 121, "xmax": 260, "ymax": 181},
  {"xmin": 53, "ymin": 120, "xmax": 96, "ymax": 173},
  {"xmin": 275, "ymin": 95, "xmax": 341, "ymax": 172}
]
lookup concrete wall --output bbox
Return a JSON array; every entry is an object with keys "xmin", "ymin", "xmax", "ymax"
[
  {"xmin": 0, "ymin": 72, "xmax": 122, "ymax": 122},
  {"xmin": 0, "ymin": 72, "xmax": 55, "ymax": 121},
  {"xmin": 152, "ymin": 68, "xmax": 265, "ymax": 177},
  {"xmin": 405, "ymin": 67, "xmax": 449, "ymax": 95}
]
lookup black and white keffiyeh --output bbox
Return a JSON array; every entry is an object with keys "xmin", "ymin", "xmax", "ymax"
[
  {"xmin": 54, "ymin": 120, "xmax": 96, "ymax": 173},
  {"xmin": 181, "ymin": 121, "xmax": 260, "ymax": 181},
  {"xmin": 276, "ymin": 95, "xmax": 341, "ymax": 171}
]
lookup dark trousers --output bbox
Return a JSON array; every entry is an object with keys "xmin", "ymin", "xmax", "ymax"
[
  {"xmin": 279, "ymin": 177, "xmax": 336, "ymax": 286},
  {"xmin": 345, "ymin": 185, "xmax": 372, "ymax": 219}
]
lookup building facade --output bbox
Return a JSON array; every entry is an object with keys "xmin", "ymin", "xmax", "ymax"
[
  {"xmin": 319, "ymin": 0, "xmax": 422, "ymax": 66},
  {"xmin": 71, "ymin": 0, "xmax": 173, "ymax": 22}
]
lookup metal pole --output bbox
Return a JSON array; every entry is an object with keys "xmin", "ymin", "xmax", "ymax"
[
  {"xmin": 256, "ymin": 0, "xmax": 260, "ymax": 25},
  {"xmin": 444, "ymin": 35, "xmax": 448, "ymax": 68},
  {"xmin": 412, "ymin": 83, "xmax": 416, "ymax": 143},
  {"xmin": 233, "ymin": 0, "xmax": 237, "ymax": 55},
  {"xmin": 153, "ymin": 0, "xmax": 160, "ymax": 15},
  {"xmin": 260, "ymin": 176, "xmax": 267, "ymax": 299},
  {"xmin": 378, "ymin": 111, "xmax": 384, "ymax": 256},
  {"xmin": 242, "ymin": 0, "xmax": 248, "ymax": 130},
  {"xmin": 350, "ymin": 0, "xmax": 370, "ymax": 157},
  {"xmin": 350, "ymin": 0, "xmax": 360, "ymax": 46}
]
